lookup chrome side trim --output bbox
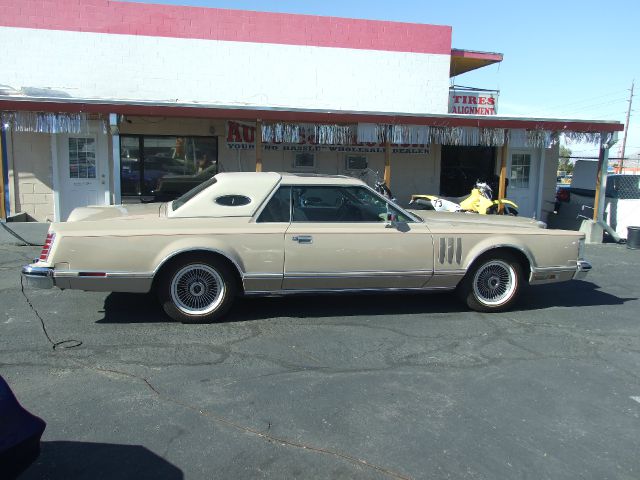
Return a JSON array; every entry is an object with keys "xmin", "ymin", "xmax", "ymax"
[
  {"xmin": 531, "ymin": 266, "xmax": 576, "ymax": 274},
  {"xmin": 106, "ymin": 272, "xmax": 154, "ymax": 278},
  {"xmin": 243, "ymin": 273, "xmax": 282, "ymax": 279},
  {"xmin": 434, "ymin": 269, "xmax": 466, "ymax": 276},
  {"xmin": 38, "ymin": 269, "xmax": 155, "ymax": 292},
  {"xmin": 53, "ymin": 270, "xmax": 154, "ymax": 278},
  {"xmin": 244, "ymin": 286, "xmax": 455, "ymax": 296},
  {"xmin": 529, "ymin": 265, "xmax": 578, "ymax": 285},
  {"xmin": 56, "ymin": 276, "xmax": 153, "ymax": 293},
  {"xmin": 283, "ymin": 270, "xmax": 432, "ymax": 278}
]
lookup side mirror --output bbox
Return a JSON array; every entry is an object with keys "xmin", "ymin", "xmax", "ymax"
[{"xmin": 385, "ymin": 212, "xmax": 398, "ymax": 228}]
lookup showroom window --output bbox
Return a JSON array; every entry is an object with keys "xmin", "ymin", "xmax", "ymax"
[
  {"xmin": 120, "ymin": 135, "xmax": 218, "ymax": 201},
  {"xmin": 293, "ymin": 153, "xmax": 315, "ymax": 170},
  {"xmin": 345, "ymin": 155, "xmax": 367, "ymax": 171}
]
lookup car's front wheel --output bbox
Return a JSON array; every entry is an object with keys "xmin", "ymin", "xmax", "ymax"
[
  {"xmin": 457, "ymin": 252, "xmax": 523, "ymax": 312},
  {"xmin": 157, "ymin": 255, "xmax": 237, "ymax": 323}
]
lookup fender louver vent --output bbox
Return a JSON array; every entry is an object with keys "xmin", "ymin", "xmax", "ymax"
[{"xmin": 438, "ymin": 237, "xmax": 462, "ymax": 265}]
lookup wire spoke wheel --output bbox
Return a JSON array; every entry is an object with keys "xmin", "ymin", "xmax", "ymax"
[
  {"xmin": 170, "ymin": 264, "xmax": 225, "ymax": 315},
  {"xmin": 472, "ymin": 259, "xmax": 517, "ymax": 307}
]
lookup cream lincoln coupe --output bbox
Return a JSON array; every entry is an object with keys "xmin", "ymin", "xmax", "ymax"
[{"xmin": 22, "ymin": 172, "xmax": 591, "ymax": 323}]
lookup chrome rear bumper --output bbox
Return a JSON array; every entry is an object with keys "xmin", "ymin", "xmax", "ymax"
[
  {"xmin": 21, "ymin": 265, "xmax": 54, "ymax": 289},
  {"xmin": 574, "ymin": 260, "xmax": 592, "ymax": 280}
]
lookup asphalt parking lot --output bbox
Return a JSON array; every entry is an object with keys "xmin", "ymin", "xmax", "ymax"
[{"xmin": 1, "ymin": 242, "xmax": 639, "ymax": 480}]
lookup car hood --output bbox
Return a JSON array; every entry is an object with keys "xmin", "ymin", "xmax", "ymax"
[
  {"xmin": 66, "ymin": 203, "xmax": 165, "ymax": 222},
  {"xmin": 407, "ymin": 210, "xmax": 546, "ymax": 229}
]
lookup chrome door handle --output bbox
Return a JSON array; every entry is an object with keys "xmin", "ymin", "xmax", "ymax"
[{"xmin": 292, "ymin": 235, "xmax": 313, "ymax": 244}]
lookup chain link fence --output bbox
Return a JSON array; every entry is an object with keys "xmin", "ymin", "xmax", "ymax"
[{"xmin": 607, "ymin": 158, "xmax": 640, "ymax": 199}]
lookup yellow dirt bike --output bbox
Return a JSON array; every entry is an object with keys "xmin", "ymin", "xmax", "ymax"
[{"xmin": 409, "ymin": 181, "xmax": 519, "ymax": 215}]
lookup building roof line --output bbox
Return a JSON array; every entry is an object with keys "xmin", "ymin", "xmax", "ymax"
[
  {"xmin": 0, "ymin": 97, "xmax": 623, "ymax": 133},
  {"xmin": 1, "ymin": 0, "xmax": 452, "ymax": 55}
]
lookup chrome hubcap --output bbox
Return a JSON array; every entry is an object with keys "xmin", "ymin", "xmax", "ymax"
[
  {"xmin": 170, "ymin": 264, "xmax": 225, "ymax": 315},
  {"xmin": 472, "ymin": 260, "xmax": 516, "ymax": 306}
]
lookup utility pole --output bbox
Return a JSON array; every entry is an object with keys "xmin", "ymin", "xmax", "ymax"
[{"xmin": 619, "ymin": 80, "xmax": 634, "ymax": 172}]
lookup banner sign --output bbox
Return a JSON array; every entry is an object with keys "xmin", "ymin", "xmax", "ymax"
[
  {"xmin": 226, "ymin": 121, "xmax": 429, "ymax": 155},
  {"xmin": 448, "ymin": 89, "xmax": 498, "ymax": 115}
]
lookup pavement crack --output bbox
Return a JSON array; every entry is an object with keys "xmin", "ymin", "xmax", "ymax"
[
  {"xmin": 593, "ymin": 351, "xmax": 640, "ymax": 382},
  {"xmin": 69, "ymin": 357, "xmax": 413, "ymax": 480}
]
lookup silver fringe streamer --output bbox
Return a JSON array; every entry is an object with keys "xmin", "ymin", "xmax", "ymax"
[
  {"xmin": 479, "ymin": 128, "xmax": 507, "ymax": 146},
  {"xmin": 509, "ymin": 129, "xmax": 528, "ymax": 148},
  {"xmin": 562, "ymin": 131, "xmax": 601, "ymax": 145},
  {"xmin": 261, "ymin": 122, "xmax": 301, "ymax": 143},
  {"xmin": 430, "ymin": 126, "xmax": 465, "ymax": 145},
  {"xmin": 356, "ymin": 123, "xmax": 378, "ymax": 143},
  {"xmin": 314, "ymin": 124, "xmax": 356, "ymax": 145},
  {"xmin": 1, "ymin": 111, "xmax": 93, "ymax": 134},
  {"xmin": 262, "ymin": 123, "xmax": 356, "ymax": 145},
  {"xmin": 261, "ymin": 121, "xmax": 597, "ymax": 148},
  {"xmin": 389, "ymin": 125, "xmax": 430, "ymax": 144},
  {"xmin": 526, "ymin": 129, "xmax": 549, "ymax": 148}
]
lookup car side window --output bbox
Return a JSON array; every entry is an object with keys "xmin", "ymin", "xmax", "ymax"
[
  {"xmin": 257, "ymin": 187, "xmax": 291, "ymax": 222},
  {"xmin": 292, "ymin": 186, "xmax": 411, "ymax": 222}
]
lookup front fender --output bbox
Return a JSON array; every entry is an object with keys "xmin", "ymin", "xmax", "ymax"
[
  {"xmin": 461, "ymin": 235, "xmax": 536, "ymax": 271},
  {"xmin": 495, "ymin": 199, "xmax": 519, "ymax": 208}
]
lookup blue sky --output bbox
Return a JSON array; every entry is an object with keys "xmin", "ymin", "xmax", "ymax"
[{"xmin": 124, "ymin": 0, "xmax": 639, "ymax": 158}]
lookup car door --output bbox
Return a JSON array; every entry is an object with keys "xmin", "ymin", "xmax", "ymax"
[
  {"xmin": 241, "ymin": 186, "xmax": 292, "ymax": 292},
  {"xmin": 283, "ymin": 185, "xmax": 434, "ymax": 290}
]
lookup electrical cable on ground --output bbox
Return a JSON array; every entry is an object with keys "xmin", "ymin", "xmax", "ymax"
[
  {"xmin": 20, "ymin": 275, "xmax": 82, "ymax": 350},
  {"xmin": 17, "ymin": 276, "xmax": 409, "ymax": 478}
]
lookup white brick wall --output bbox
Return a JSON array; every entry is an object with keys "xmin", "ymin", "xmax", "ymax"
[
  {"xmin": 1, "ymin": 27, "xmax": 450, "ymax": 114},
  {"xmin": 7, "ymin": 132, "xmax": 55, "ymax": 222}
]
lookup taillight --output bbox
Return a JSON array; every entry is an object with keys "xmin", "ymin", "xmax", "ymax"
[{"xmin": 39, "ymin": 232, "xmax": 55, "ymax": 262}]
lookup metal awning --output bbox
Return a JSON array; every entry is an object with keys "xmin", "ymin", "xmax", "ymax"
[
  {"xmin": 0, "ymin": 98, "xmax": 623, "ymax": 135},
  {"xmin": 450, "ymin": 49, "xmax": 503, "ymax": 77}
]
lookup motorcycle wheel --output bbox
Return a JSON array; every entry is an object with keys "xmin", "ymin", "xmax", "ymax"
[{"xmin": 487, "ymin": 204, "xmax": 518, "ymax": 216}]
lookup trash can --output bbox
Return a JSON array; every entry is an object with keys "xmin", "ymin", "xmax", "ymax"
[{"xmin": 628, "ymin": 226, "xmax": 640, "ymax": 249}]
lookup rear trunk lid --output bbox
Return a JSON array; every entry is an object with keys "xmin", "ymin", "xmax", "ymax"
[{"xmin": 66, "ymin": 203, "xmax": 165, "ymax": 222}]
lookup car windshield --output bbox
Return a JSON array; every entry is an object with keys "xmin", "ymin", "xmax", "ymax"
[{"xmin": 171, "ymin": 177, "xmax": 217, "ymax": 211}]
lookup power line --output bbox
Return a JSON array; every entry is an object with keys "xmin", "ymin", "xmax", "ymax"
[
  {"xmin": 556, "ymin": 98, "xmax": 628, "ymax": 115},
  {"xmin": 527, "ymin": 89, "xmax": 629, "ymax": 115}
]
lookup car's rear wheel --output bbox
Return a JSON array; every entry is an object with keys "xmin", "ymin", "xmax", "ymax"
[
  {"xmin": 157, "ymin": 255, "xmax": 237, "ymax": 323},
  {"xmin": 457, "ymin": 252, "xmax": 523, "ymax": 312}
]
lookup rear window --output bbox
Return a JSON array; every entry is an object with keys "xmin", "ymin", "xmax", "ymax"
[
  {"xmin": 215, "ymin": 195, "xmax": 251, "ymax": 206},
  {"xmin": 171, "ymin": 177, "xmax": 217, "ymax": 211}
]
